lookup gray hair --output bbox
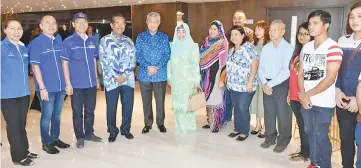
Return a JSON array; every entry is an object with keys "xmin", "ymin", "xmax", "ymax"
[
  {"xmin": 146, "ymin": 12, "xmax": 161, "ymax": 22},
  {"xmin": 271, "ymin": 19, "xmax": 286, "ymax": 30}
]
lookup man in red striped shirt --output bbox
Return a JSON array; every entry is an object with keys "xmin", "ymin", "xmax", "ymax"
[{"xmin": 297, "ymin": 10, "xmax": 343, "ymax": 168}]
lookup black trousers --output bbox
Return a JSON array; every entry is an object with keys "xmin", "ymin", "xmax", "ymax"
[
  {"xmin": 71, "ymin": 87, "xmax": 97, "ymax": 140},
  {"xmin": 336, "ymin": 106, "xmax": 358, "ymax": 168},
  {"xmin": 290, "ymin": 100, "xmax": 309, "ymax": 158},
  {"xmin": 263, "ymin": 79, "xmax": 292, "ymax": 147},
  {"xmin": 1, "ymin": 96, "xmax": 30, "ymax": 162},
  {"xmin": 139, "ymin": 82, "xmax": 167, "ymax": 126}
]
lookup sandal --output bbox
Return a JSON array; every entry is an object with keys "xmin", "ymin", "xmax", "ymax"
[
  {"xmin": 27, "ymin": 153, "xmax": 40, "ymax": 159},
  {"xmin": 258, "ymin": 133, "xmax": 265, "ymax": 138},
  {"xmin": 289, "ymin": 153, "xmax": 309, "ymax": 162},
  {"xmin": 202, "ymin": 125, "xmax": 210, "ymax": 129},
  {"xmin": 289, "ymin": 152, "xmax": 300, "ymax": 157},
  {"xmin": 14, "ymin": 158, "xmax": 35, "ymax": 166},
  {"xmin": 236, "ymin": 134, "xmax": 249, "ymax": 141},
  {"xmin": 228, "ymin": 132, "xmax": 240, "ymax": 138},
  {"xmin": 250, "ymin": 130, "xmax": 260, "ymax": 135}
]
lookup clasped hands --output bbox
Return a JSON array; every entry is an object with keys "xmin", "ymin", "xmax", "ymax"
[
  {"xmin": 336, "ymin": 89, "xmax": 358, "ymax": 113},
  {"xmin": 147, "ymin": 66, "xmax": 158, "ymax": 76},
  {"xmin": 117, "ymin": 75, "xmax": 127, "ymax": 84}
]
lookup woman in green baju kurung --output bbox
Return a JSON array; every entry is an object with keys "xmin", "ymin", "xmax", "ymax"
[{"xmin": 167, "ymin": 22, "xmax": 200, "ymax": 132}]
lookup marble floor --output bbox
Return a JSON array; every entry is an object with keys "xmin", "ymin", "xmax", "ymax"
[{"xmin": 1, "ymin": 82, "xmax": 343, "ymax": 168}]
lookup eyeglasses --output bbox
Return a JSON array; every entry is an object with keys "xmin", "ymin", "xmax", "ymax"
[{"xmin": 298, "ymin": 33, "xmax": 310, "ymax": 37}]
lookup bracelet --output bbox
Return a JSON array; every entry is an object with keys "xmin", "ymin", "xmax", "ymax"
[{"xmin": 40, "ymin": 88, "xmax": 46, "ymax": 91}]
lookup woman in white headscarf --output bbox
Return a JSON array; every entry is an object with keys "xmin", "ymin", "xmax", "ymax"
[{"xmin": 167, "ymin": 22, "xmax": 200, "ymax": 132}]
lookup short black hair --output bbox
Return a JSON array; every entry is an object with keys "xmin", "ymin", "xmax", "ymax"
[
  {"xmin": 308, "ymin": 10, "xmax": 331, "ymax": 25},
  {"xmin": 111, "ymin": 14, "xmax": 126, "ymax": 24}
]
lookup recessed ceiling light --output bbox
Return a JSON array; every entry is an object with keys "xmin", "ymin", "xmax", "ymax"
[{"xmin": 119, "ymin": 1, "xmax": 122, "ymax": 3}]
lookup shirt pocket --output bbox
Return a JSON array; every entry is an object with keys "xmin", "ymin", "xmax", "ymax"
[{"xmin": 71, "ymin": 48, "xmax": 86, "ymax": 61}]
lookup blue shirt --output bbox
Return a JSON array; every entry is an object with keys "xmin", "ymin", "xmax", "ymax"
[
  {"xmin": 336, "ymin": 33, "xmax": 361, "ymax": 97},
  {"xmin": 135, "ymin": 30, "xmax": 171, "ymax": 82},
  {"xmin": 258, "ymin": 38, "xmax": 293, "ymax": 87},
  {"xmin": 226, "ymin": 42, "xmax": 258, "ymax": 92},
  {"xmin": 1, "ymin": 38, "xmax": 30, "ymax": 99},
  {"xmin": 61, "ymin": 32, "xmax": 98, "ymax": 89},
  {"xmin": 99, "ymin": 32, "xmax": 136, "ymax": 91},
  {"xmin": 29, "ymin": 33, "xmax": 65, "ymax": 92}
]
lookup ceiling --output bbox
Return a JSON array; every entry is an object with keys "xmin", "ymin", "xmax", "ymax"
[{"xmin": 1, "ymin": 0, "xmax": 232, "ymax": 14}]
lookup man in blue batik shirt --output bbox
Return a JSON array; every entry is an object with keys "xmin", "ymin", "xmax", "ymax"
[
  {"xmin": 135, "ymin": 12, "xmax": 171, "ymax": 134},
  {"xmin": 99, "ymin": 14, "xmax": 136, "ymax": 142}
]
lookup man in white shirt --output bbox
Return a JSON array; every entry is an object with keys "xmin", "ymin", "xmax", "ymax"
[{"xmin": 298, "ymin": 10, "xmax": 343, "ymax": 168}]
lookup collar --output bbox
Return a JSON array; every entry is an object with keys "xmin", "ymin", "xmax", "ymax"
[
  {"xmin": 40, "ymin": 33, "xmax": 56, "ymax": 41},
  {"xmin": 111, "ymin": 32, "xmax": 124, "ymax": 39},
  {"xmin": 146, "ymin": 29, "xmax": 159, "ymax": 36},
  {"xmin": 73, "ymin": 32, "xmax": 89, "ymax": 41},
  {"xmin": 271, "ymin": 38, "xmax": 285, "ymax": 48},
  {"xmin": 3, "ymin": 37, "xmax": 25, "ymax": 47},
  {"xmin": 350, "ymin": 33, "xmax": 361, "ymax": 43}
]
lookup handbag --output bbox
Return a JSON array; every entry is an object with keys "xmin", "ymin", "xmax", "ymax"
[{"xmin": 188, "ymin": 86, "xmax": 206, "ymax": 112}]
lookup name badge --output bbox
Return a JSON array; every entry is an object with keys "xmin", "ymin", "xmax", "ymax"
[
  {"xmin": 23, "ymin": 53, "xmax": 29, "ymax": 57},
  {"xmin": 88, "ymin": 45, "xmax": 96, "ymax": 49}
]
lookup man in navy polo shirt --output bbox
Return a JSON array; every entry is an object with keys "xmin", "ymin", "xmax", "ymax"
[
  {"xmin": 29, "ymin": 15, "xmax": 70, "ymax": 155},
  {"xmin": 61, "ymin": 12, "xmax": 102, "ymax": 149}
]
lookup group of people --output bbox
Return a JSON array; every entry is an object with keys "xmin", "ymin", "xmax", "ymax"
[{"xmin": 1, "ymin": 2, "xmax": 361, "ymax": 168}]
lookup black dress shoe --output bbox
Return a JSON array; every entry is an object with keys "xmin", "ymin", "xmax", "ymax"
[
  {"xmin": 236, "ymin": 135, "xmax": 249, "ymax": 141},
  {"xmin": 108, "ymin": 135, "xmax": 117, "ymax": 142},
  {"xmin": 121, "ymin": 132, "xmax": 134, "ymax": 139},
  {"xmin": 202, "ymin": 125, "xmax": 210, "ymax": 129},
  {"xmin": 250, "ymin": 130, "xmax": 260, "ymax": 135},
  {"xmin": 158, "ymin": 125, "xmax": 167, "ymax": 133},
  {"xmin": 53, "ymin": 139, "xmax": 70, "ymax": 149},
  {"xmin": 211, "ymin": 130, "xmax": 219, "ymax": 133},
  {"xmin": 42, "ymin": 144, "xmax": 60, "ymax": 154},
  {"xmin": 228, "ymin": 132, "xmax": 240, "ymax": 138},
  {"xmin": 142, "ymin": 126, "xmax": 152, "ymax": 134}
]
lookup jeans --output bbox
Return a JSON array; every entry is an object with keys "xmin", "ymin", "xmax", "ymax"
[
  {"xmin": 106, "ymin": 85, "xmax": 134, "ymax": 136},
  {"xmin": 71, "ymin": 87, "xmax": 97, "ymax": 140},
  {"xmin": 356, "ymin": 123, "xmax": 361, "ymax": 168},
  {"xmin": 290, "ymin": 100, "xmax": 309, "ymax": 158},
  {"xmin": 336, "ymin": 107, "xmax": 358, "ymax": 168},
  {"xmin": 302, "ymin": 105, "xmax": 334, "ymax": 168},
  {"xmin": 224, "ymin": 87, "xmax": 233, "ymax": 121},
  {"xmin": 37, "ymin": 91, "xmax": 66, "ymax": 144},
  {"xmin": 1, "ymin": 96, "xmax": 30, "ymax": 162},
  {"xmin": 230, "ymin": 90, "xmax": 255, "ymax": 135}
]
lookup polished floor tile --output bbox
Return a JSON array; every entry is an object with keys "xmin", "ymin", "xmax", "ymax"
[{"xmin": 1, "ymin": 82, "xmax": 343, "ymax": 168}]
